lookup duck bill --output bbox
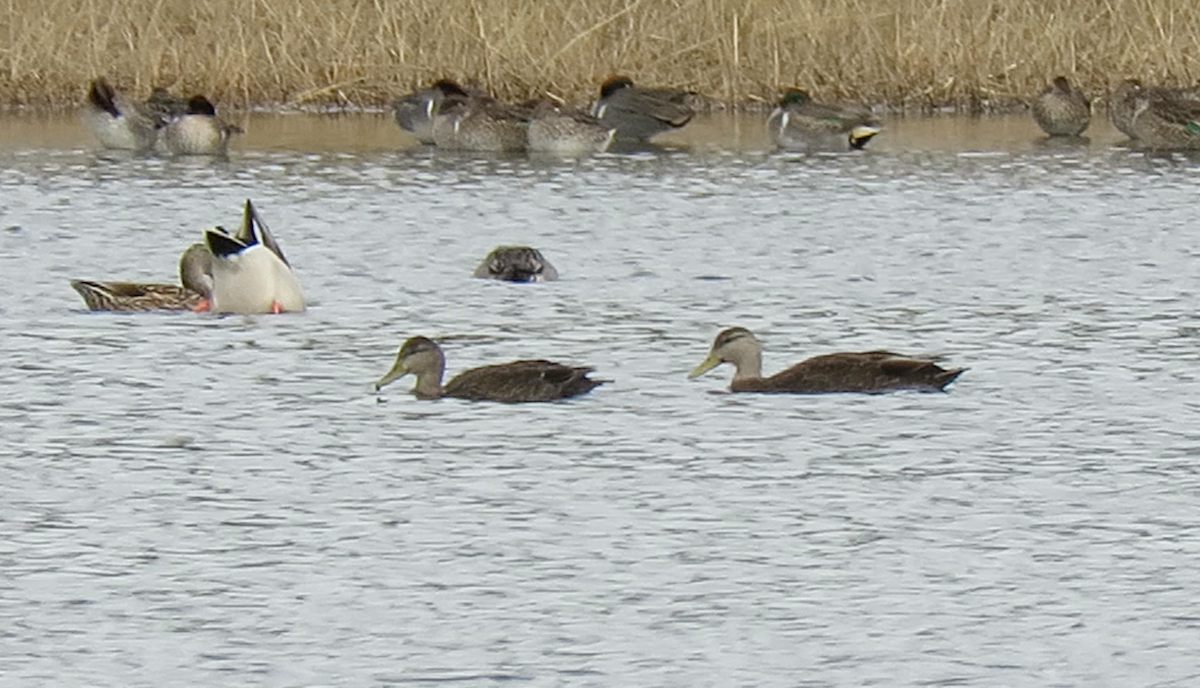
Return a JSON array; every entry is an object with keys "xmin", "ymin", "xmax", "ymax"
[
  {"xmin": 688, "ymin": 353, "xmax": 722, "ymax": 379},
  {"xmin": 374, "ymin": 359, "xmax": 411, "ymax": 391}
]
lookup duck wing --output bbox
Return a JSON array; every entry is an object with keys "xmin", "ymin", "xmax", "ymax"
[
  {"xmin": 613, "ymin": 88, "xmax": 694, "ymax": 127},
  {"xmin": 1144, "ymin": 96, "xmax": 1200, "ymax": 129},
  {"xmin": 762, "ymin": 351, "xmax": 962, "ymax": 393},
  {"xmin": 69, "ymin": 280, "xmax": 202, "ymax": 311},
  {"xmin": 444, "ymin": 360, "xmax": 604, "ymax": 402}
]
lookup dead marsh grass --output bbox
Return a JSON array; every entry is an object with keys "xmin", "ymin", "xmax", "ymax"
[{"xmin": 2, "ymin": 0, "xmax": 1199, "ymax": 111}]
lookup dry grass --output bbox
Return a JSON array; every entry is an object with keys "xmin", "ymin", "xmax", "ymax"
[{"xmin": 2, "ymin": 0, "xmax": 1200, "ymax": 111}]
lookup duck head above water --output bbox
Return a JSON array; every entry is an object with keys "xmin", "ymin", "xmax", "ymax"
[{"xmin": 375, "ymin": 336, "xmax": 447, "ymax": 398}]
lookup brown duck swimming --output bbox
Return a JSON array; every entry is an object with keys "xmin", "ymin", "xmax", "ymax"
[
  {"xmin": 69, "ymin": 243, "xmax": 214, "ymax": 312},
  {"xmin": 688, "ymin": 327, "xmax": 964, "ymax": 394},
  {"xmin": 375, "ymin": 336, "xmax": 604, "ymax": 403}
]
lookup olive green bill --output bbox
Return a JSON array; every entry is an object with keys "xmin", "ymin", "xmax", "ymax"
[
  {"xmin": 374, "ymin": 356, "xmax": 411, "ymax": 391},
  {"xmin": 688, "ymin": 352, "xmax": 723, "ymax": 379}
]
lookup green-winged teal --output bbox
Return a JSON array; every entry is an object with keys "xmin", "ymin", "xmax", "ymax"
[
  {"xmin": 1129, "ymin": 92, "xmax": 1200, "ymax": 149},
  {"xmin": 1110, "ymin": 79, "xmax": 1146, "ymax": 138},
  {"xmin": 472, "ymin": 246, "xmax": 559, "ymax": 282},
  {"xmin": 1031, "ymin": 77, "xmax": 1091, "ymax": 137},
  {"xmin": 393, "ymin": 80, "xmax": 474, "ymax": 144},
  {"xmin": 766, "ymin": 89, "xmax": 881, "ymax": 151},
  {"xmin": 527, "ymin": 100, "xmax": 615, "ymax": 155},
  {"xmin": 1109, "ymin": 79, "xmax": 1200, "ymax": 140},
  {"xmin": 82, "ymin": 77, "xmax": 160, "ymax": 152},
  {"xmin": 144, "ymin": 87, "xmax": 189, "ymax": 126},
  {"xmin": 374, "ymin": 336, "xmax": 604, "ymax": 402},
  {"xmin": 689, "ymin": 327, "xmax": 964, "ymax": 394},
  {"xmin": 431, "ymin": 97, "xmax": 529, "ymax": 152},
  {"xmin": 589, "ymin": 75, "xmax": 694, "ymax": 143},
  {"xmin": 69, "ymin": 243, "xmax": 213, "ymax": 312},
  {"xmin": 160, "ymin": 95, "xmax": 242, "ymax": 156},
  {"xmin": 204, "ymin": 200, "xmax": 304, "ymax": 314}
]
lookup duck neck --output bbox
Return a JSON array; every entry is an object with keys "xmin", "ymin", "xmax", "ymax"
[
  {"xmin": 731, "ymin": 350, "xmax": 763, "ymax": 381},
  {"xmin": 412, "ymin": 371, "xmax": 444, "ymax": 399}
]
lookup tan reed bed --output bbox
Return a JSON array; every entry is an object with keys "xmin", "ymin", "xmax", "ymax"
[{"xmin": 2, "ymin": 0, "xmax": 1199, "ymax": 111}]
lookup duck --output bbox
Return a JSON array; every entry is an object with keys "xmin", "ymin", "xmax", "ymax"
[
  {"xmin": 69, "ymin": 243, "xmax": 214, "ymax": 312},
  {"xmin": 588, "ymin": 75, "xmax": 694, "ymax": 143},
  {"xmin": 1109, "ymin": 79, "xmax": 1200, "ymax": 141},
  {"xmin": 1031, "ymin": 76, "xmax": 1091, "ymax": 137},
  {"xmin": 527, "ymin": 100, "xmax": 616, "ymax": 155},
  {"xmin": 431, "ymin": 96, "xmax": 530, "ymax": 152},
  {"xmin": 143, "ymin": 87, "xmax": 189, "ymax": 126},
  {"xmin": 204, "ymin": 200, "xmax": 304, "ymax": 314},
  {"xmin": 472, "ymin": 246, "xmax": 559, "ymax": 282},
  {"xmin": 1109, "ymin": 79, "xmax": 1147, "ymax": 138},
  {"xmin": 1127, "ymin": 90, "xmax": 1200, "ymax": 150},
  {"xmin": 766, "ymin": 89, "xmax": 881, "ymax": 151},
  {"xmin": 82, "ymin": 77, "xmax": 160, "ymax": 151},
  {"xmin": 392, "ymin": 80, "xmax": 476, "ymax": 144},
  {"xmin": 160, "ymin": 95, "xmax": 243, "ymax": 156},
  {"xmin": 374, "ymin": 335, "xmax": 604, "ymax": 402},
  {"xmin": 688, "ymin": 327, "xmax": 964, "ymax": 394}
]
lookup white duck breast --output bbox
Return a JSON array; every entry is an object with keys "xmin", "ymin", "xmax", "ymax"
[{"xmin": 204, "ymin": 201, "xmax": 304, "ymax": 314}]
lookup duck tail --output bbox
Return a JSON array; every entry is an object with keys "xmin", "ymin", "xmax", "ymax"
[
  {"xmin": 69, "ymin": 279, "xmax": 112, "ymax": 310},
  {"xmin": 570, "ymin": 368, "xmax": 608, "ymax": 397},
  {"xmin": 205, "ymin": 227, "xmax": 249, "ymax": 258},
  {"xmin": 88, "ymin": 78, "xmax": 120, "ymax": 118},
  {"xmin": 935, "ymin": 368, "xmax": 966, "ymax": 391}
]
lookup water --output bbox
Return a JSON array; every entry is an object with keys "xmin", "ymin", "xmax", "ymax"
[{"xmin": 1, "ymin": 112, "xmax": 1199, "ymax": 687}]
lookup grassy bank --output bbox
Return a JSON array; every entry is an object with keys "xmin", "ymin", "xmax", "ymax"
[{"xmin": 3, "ymin": 0, "xmax": 1199, "ymax": 111}]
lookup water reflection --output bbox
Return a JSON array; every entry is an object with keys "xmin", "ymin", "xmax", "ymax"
[{"xmin": 0, "ymin": 110, "xmax": 1143, "ymax": 154}]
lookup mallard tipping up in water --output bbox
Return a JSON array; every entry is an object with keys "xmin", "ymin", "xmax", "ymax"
[
  {"xmin": 69, "ymin": 243, "xmax": 214, "ymax": 312},
  {"xmin": 689, "ymin": 327, "xmax": 964, "ymax": 394},
  {"xmin": 204, "ymin": 200, "xmax": 304, "ymax": 314},
  {"xmin": 766, "ymin": 88, "xmax": 881, "ymax": 151},
  {"xmin": 472, "ymin": 246, "xmax": 558, "ymax": 282},
  {"xmin": 1031, "ymin": 76, "xmax": 1091, "ymax": 137},
  {"xmin": 375, "ymin": 336, "xmax": 605, "ymax": 403}
]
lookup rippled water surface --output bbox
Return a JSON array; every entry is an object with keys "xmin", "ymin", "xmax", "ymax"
[{"xmin": 2, "ymin": 113, "xmax": 1199, "ymax": 687}]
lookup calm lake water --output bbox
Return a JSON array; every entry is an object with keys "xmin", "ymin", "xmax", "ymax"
[{"xmin": 1, "ymin": 111, "xmax": 1198, "ymax": 687}]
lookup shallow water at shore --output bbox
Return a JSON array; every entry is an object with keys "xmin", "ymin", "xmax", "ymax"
[
  {"xmin": 2, "ymin": 113, "xmax": 1199, "ymax": 687},
  {"xmin": 0, "ymin": 109, "xmax": 1141, "ymax": 153}
]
